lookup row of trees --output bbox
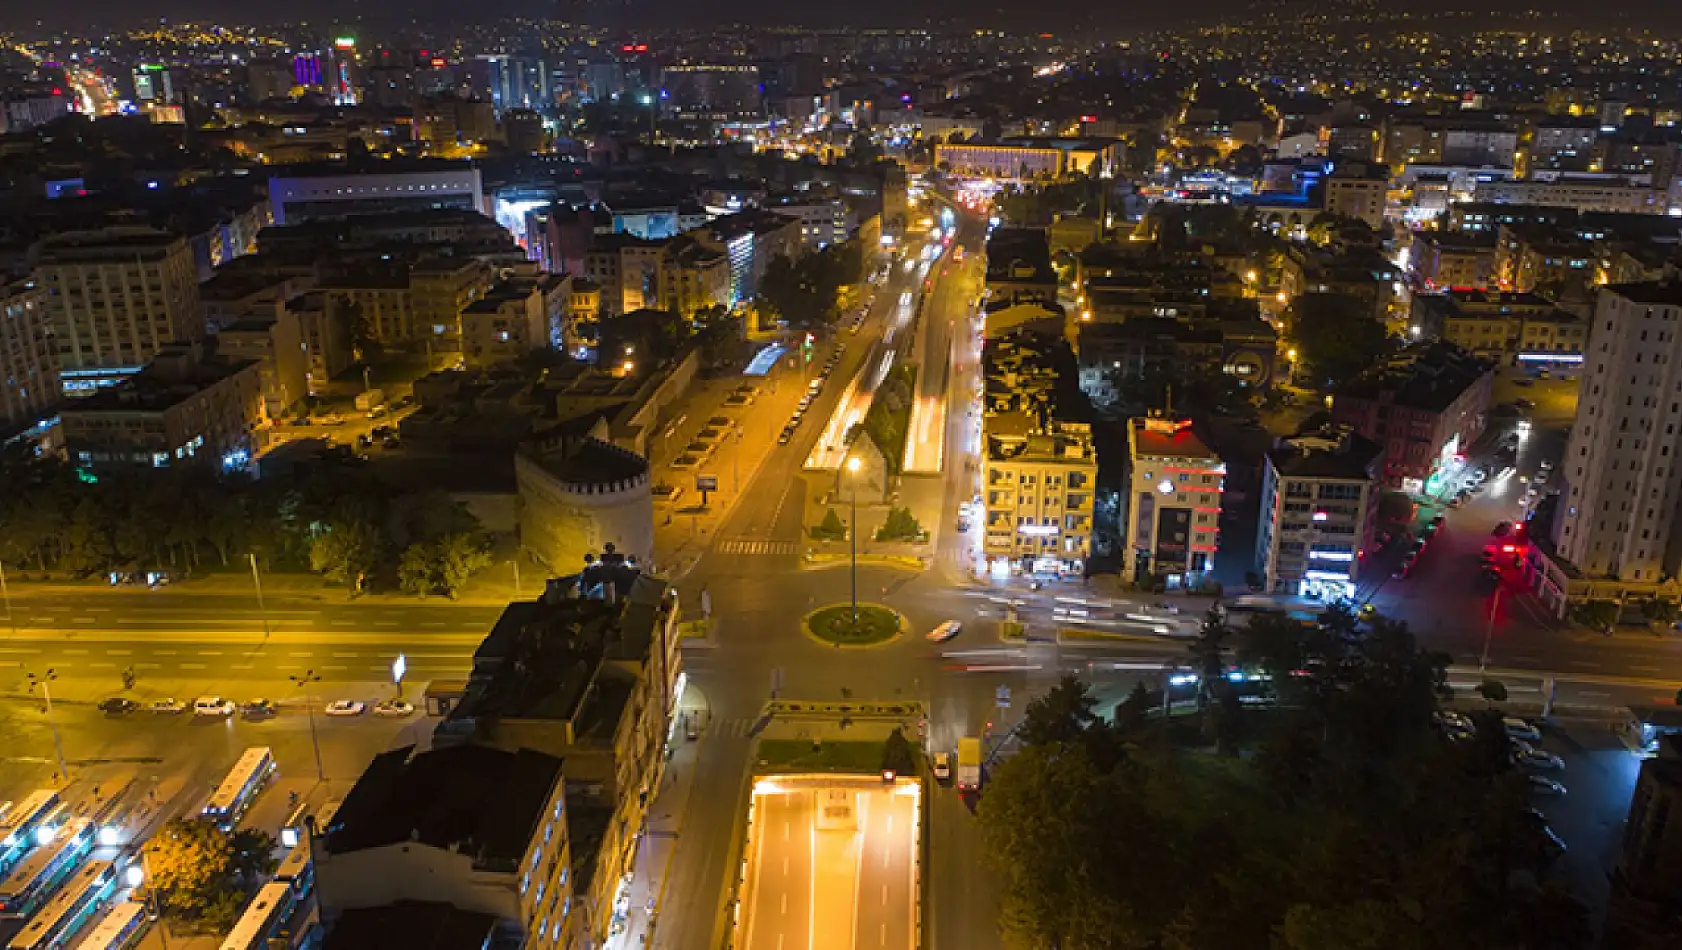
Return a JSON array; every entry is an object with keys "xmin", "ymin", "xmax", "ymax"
[
  {"xmin": 980, "ymin": 604, "xmax": 1590, "ymax": 949},
  {"xmin": 810, "ymin": 506, "xmax": 926, "ymax": 543},
  {"xmin": 0, "ymin": 450, "xmax": 494, "ymax": 597}
]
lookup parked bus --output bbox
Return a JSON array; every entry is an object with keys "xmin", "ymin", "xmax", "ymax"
[
  {"xmin": 0, "ymin": 820, "xmax": 93, "ymax": 919},
  {"xmin": 0, "ymin": 793, "xmax": 62, "ymax": 879},
  {"xmin": 202, "ymin": 748, "xmax": 277, "ymax": 832},
  {"xmin": 217, "ymin": 881, "xmax": 297, "ymax": 950},
  {"xmin": 73, "ymin": 901, "xmax": 149, "ymax": 950},
  {"xmin": 7, "ymin": 858, "xmax": 118, "ymax": 950}
]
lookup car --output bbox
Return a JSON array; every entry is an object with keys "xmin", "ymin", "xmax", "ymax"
[
  {"xmin": 1492, "ymin": 521, "xmax": 1512, "ymax": 537},
  {"xmin": 371, "ymin": 425, "xmax": 395, "ymax": 438},
  {"xmin": 150, "ymin": 698, "xmax": 186, "ymax": 714},
  {"xmin": 1437, "ymin": 710, "xmax": 1473, "ymax": 731},
  {"xmin": 696, "ymin": 427, "xmax": 725, "ymax": 444},
  {"xmin": 382, "ymin": 437, "xmax": 401, "ymax": 450},
  {"xmin": 98, "ymin": 697, "xmax": 139, "ymax": 715},
  {"xmin": 671, "ymin": 455, "xmax": 702, "ymax": 470},
  {"xmin": 1514, "ymin": 377, "xmax": 1535, "ymax": 387},
  {"xmin": 683, "ymin": 440, "xmax": 712, "ymax": 457},
  {"xmin": 1528, "ymin": 775, "xmax": 1568, "ymax": 796},
  {"xmin": 777, "ymin": 430, "xmax": 794, "ymax": 445},
  {"xmin": 1539, "ymin": 459, "xmax": 1554, "ymax": 472},
  {"xmin": 707, "ymin": 416, "xmax": 732, "ymax": 428},
  {"xmin": 1393, "ymin": 563, "xmax": 1412, "ymax": 579},
  {"xmin": 193, "ymin": 696, "xmax": 236, "ymax": 717},
  {"xmin": 1515, "ymin": 397, "xmax": 1536, "ymax": 410},
  {"xmin": 1503, "ymin": 717, "xmax": 1542, "ymax": 742},
  {"xmin": 324, "ymin": 699, "xmax": 367, "ymax": 717},
  {"xmin": 242, "ymin": 699, "xmax": 279, "ymax": 719},
  {"xmin": 724, "ymin": 394, "xmax": 751, "ymax": 408},
  {"xmin": 1483, "ymin": 565, "xmax": 1503, "ymax": 582},
  {"xmin": 926, "ymin": 620, "xmax": 963, "ymax": 643},
  {"xmin": 932, "ymin": 752, "xmax": 953, "ymax": 783},
  {"xmin": 1513, "ymin": 742, "xmax": 1564, "ymax": 770},
  {"xmin": 373, "ymin": 699, "xmax": 415, "ymax": 718}
]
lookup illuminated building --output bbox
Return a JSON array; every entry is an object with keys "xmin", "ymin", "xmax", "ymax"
[
  {"xmin": 1124, "ymin": 416, "xmax": 1224, "ymax": 588},
  {"xmin": 36, "ymin": 227, "xmax": 202, "ymax": 393},
  {"xmin": 0, "ymin": 280, "xmax": 56, "ymax": 430},
  {"xmin": 1256, "ymin": 428, "xmax": 1382, "ymax": 600},
  {"xmin": 1554, "ymin": 282, "xmax": 1682, "ymax": 586},
  {"xmin": 933, "ymin": 137, "xmax": 1123, "ymax": 182},
  {"xmin": 59, "ymin": 342, "xmax": 264, "ymax": 471},
  {"xmin": 1329, "ymin": 340, "xmax": 1492, "ymax": 492},
  {"xmin": 982, "ymin": 415, "xmax": 1096, "ymax": 576},
  {"xmin": 267, "ymin": 166, "xmax": 486, "ymax": 225}
]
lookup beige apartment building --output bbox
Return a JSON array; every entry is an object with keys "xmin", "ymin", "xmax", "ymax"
[
  {"xmin": 981, "ymin": 413, "xmax": 1098, "ymax": 576},
  {"xmin": 36, "ymin": 227, "xmax": 202, "ymax": 391},
  {"xmin": 0, "ymin": 280, "xmax": 57, "ymax": 429}
]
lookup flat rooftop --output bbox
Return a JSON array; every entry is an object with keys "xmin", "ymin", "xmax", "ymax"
[{"xmin": 1130, "ymin": 417, "xmax": 1218, "ymax": 461}]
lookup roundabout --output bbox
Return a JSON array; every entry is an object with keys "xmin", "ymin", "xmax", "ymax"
[{"xmin": 803, "ymin": 602, "xmax": 904, "ymax": 647}]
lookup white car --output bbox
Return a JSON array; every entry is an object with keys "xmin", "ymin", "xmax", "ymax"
[
  {"xmin": 926, "ymin": 620, "xmax": 963, "ymax": 643},
  {"xmin": 932, "ymin": 752, "xmax": 953, "ymax": 782},
  {"xmin": 1513, "ymin": 742, "xmax": 1564, "ymax": 770},
  {"xmin": 324, "ymin": 699, "xmax": 367, "ymax": 717},
  {"xmin": 192, "ymin": 696, "xmax": 235, "ymax": 717},
  {"xmin": 373, "ymin": 699, "xmax": 415, "ymax": 718},
  {"xmin": 150, "ymin": 697, "xmax": 186, "ymax": 715}
]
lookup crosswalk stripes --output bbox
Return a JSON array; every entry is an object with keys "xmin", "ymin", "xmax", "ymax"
[
  {"xmin": 709, "ymin": 717, "xmax": 760, "ymax": 739},
  {"xmin": 715, "ymin": 537, "xmax": 800, "ymax": 556}
]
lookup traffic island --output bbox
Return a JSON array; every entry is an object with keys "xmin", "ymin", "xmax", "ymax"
[{"xmin": 803, "ymin": 603, "xmax": 903, "ymax": 647}]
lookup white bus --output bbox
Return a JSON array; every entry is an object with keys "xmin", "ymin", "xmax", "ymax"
[
  {"xmin": 0, "ymin": 794, "xmax": 61, "ymax": 879},
  {"xmin": 0, "ymin": 820, "xmax": 92, "ymax": 919},
  {"xmin": 218, "ymin": 881, "xmax": 297, "ymax": 950},
  {"xmin": 202, "ymin": 748, "xmax": 277, "ymax": 831},
  {"xmin": 6, "ymin": 858, "xmax": 116, "ymax": 949},
  {"xmin": 73, "ymin": 901, "xmax": 149, "ymax": 950}
]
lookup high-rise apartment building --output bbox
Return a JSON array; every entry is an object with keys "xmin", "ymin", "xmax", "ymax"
[
  {"xmin": 981, "ymin": 417, "xmax": 1098, "ymax": 576},
  {"xmin": 1555, "ymin": 282, "xmax": 1682, "ymax": 584},
  {"xmin": 36, "ymin": 228, "xmax": 202, "ymax": 393},
  {"xmin": 0, "ymin": 281, "xmax": 57, "ymax": 430}
]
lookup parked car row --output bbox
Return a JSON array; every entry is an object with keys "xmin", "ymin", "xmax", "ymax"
[
  {"xmin": 98, "ymin": 695, "xmax": 415, "ymax": 718},
  {"xmin": 779, "ymin": 344, "xmax": 846, "ymax": 445}
]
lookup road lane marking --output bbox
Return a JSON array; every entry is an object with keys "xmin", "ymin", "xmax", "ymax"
[
  {"xmin": 232, "ymin": 664, "xmax": 254, "ymax": 670},
  {"xmin": 331, "ymin": 620, "xmax": 356, "ymax": 626},
  {"xmin": 180, "ymin": 663, "xmax": 207, "ymax": 670},
  {"xmin": 106, "ymin": 650, "xmax": 132, "ymax": 655},
  {"xmin": 882, "ymin": 884, "xmax": 887, "ymax": 904},
  {"xmin": 323, "ymin": 665, "xmax": 347, "ymax": 671},
  {"xmin": 0, "ymin": 648, "xmax": 42, "ymax": 653},
  {"xmin": 73, "ymin": 617, "xmax": 95, "ymax": 623},
  {"xmin": 89, "ymin": 662, "xmax": 115, "ymax": 668},
  {"xmin": 1570, "ymin": 660, "xmax": 1603, "ymax": 668},
  {"xmin": 134, "ymin": 663, "xmax": 160, "ymax": 669},
  {"xmin": 332, "ymin": 653, "xmax": 360, "ymax": 658},
  {"xmin": 1580, "ymin": 690, "xmax": 1611, "ymax": 698},
  {"xmin": 278, "ymin": 664, "xmax": 300, "ymax": 670},
  {"xmin": 376, "ymin": 621, "xmax": 398, "ymax": 627},
  {"xmin": 780, "ymin": 893, "xmax": 786, "ymax": 915},
  {"xmin": 289, "ymin": 652, "xmax": 313, "ymax": 657},
  {"xmin": 198, "ymin": 651, "xmax": 223, "ymax": 656},
  {"xmin": 63, "ymin": 649, "xmax": 88, "ymax": 655},
  {"xmin": 155, "ymin": 650, "xmax": 176, "ymax": 656},
  {"xmin": 421, "ymin": 622, "xmax": 446, "ymax": 628},
  {"xmin": 1632, "ymin": 665, "xmax": 1662, "ymax": 673}
]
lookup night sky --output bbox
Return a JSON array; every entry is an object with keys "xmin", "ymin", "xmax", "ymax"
[{"xmin": 4, "ymin": 0, "xmax": 1679, "ymax": 37}]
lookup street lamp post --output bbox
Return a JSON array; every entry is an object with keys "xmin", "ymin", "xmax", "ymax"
[
  {"xmin": 1479, "ymin": 585, "xmax": 1503, "ymax": 674},
  {"xmin": 846, "ymin": 456, "xmax": 862, "ymax": 625},
  {"xmin": 0, "ymin": 559, "xmax": 14, "ymax": 637},
  {"xmin": 26, "ymin": 669, "xmax": 67, "ymax": 782},
  {"xmin": 248, "ymin": 553, "xmax": 271, "ymax": 641},
  {"xmin": 291, "ymin": 670, "xmax": 325, "ymax": 783},
  {"xmin": 133, "ymin": 849, "xmax": 171, "ymax": 949}
]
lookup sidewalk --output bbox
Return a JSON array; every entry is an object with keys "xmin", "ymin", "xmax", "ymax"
[
  {"xmin": 2, "ymin": 561, "xmax": 532, "ymax": 607},
  {"xmin": 609, "ymin": 684, "xmax": 712, "ymax": 950}
]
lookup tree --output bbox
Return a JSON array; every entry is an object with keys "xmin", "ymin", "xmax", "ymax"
[
  {"xmin": 1018, "ymin": 675, "xmax": 1100, "ymax": 747},
  {"xmin": 1571, "ymin": 598, "xmax": 1620, "ymax": 631},
  {"xmin": 398, "ymin": 543, "xmax": 433, "ymax": 595},
  {"xmin": 308, "ymin": 518, "xmax": 380, "ymax": 591},
  {"xmin": 1477, "ymin": 678, "xmax": 1508, "ymax": 704},
  {"xmin": 881, "ymin": 727, "xmax": 916, "ymax": 776},
  {"xmin": 144, "ymin": 818, "xmax": 248, "ymax": 931},
  {"xmin": 811, "ymin": 507, "xmax": 847, "ymax": 541},
  {"xmin": 1288, "ymin": 293, "xmax": 1393, "ymax": 388},
  {"xmin": 874, "ymin": 507, "xmax": 923, "ymax": 542},
  {"xmin": 1643, "ymin": 598, "xmax": 1678, "ymax": 629},
  {"xmin": 434, "ymin": 532, "xmax": 492, "ymax": 599}
]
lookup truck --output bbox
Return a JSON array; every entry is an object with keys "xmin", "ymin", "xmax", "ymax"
[{"xmin": 956, "ymin": 737, "xmax": 982, "ymax": 791}]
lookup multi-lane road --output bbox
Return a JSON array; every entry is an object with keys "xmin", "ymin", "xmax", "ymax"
[{"xmin": 739, "ymin": 778, "xmax": 917, "ymax": 950}]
